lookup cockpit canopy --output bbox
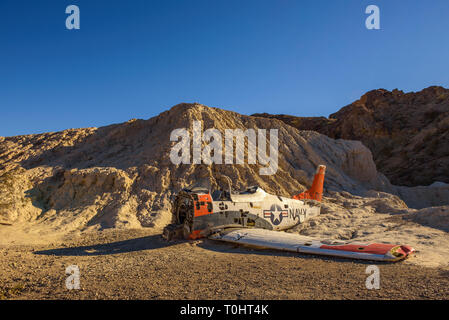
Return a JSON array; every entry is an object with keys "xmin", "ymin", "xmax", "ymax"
[
  {"xmin": 230, "ymin": 186, "xmax": 267, "ymax": 203},
  {"xmin": 183, "ymin": 177, "xmax": 267, "ymax": 203}
]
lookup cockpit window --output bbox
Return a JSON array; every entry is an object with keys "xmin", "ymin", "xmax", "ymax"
[
  {"xmin": 183, "ymin": 178, "xmax": 211, "ymax": 194},
  {"xmin": 239, "ymin": 186, "xmax": 259, "ymax": 194}
]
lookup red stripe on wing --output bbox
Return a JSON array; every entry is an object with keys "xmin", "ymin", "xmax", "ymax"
[{"xmin": 320, "ymin": 243, "xmax": 398, "ymax": 255}]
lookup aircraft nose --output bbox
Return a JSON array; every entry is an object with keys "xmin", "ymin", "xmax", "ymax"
[{"xmin": 400, "ymin": 245, "xmax": 415, "ymax": 255}]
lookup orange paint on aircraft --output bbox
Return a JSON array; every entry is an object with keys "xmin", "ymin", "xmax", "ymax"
[
  {"xmin": 188, "ymin": 230, "xmax": 203, "ymax": 240},
  {"xmin": 293, "ymin": 165, "xmax": 326, "ymax": 202},
  {"xmin": 193, "ymin": 194, "xmax": 213, "ymax": 217}
]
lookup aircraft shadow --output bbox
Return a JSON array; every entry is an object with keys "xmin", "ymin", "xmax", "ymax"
[
  {"xmin": 34, "ymin": 234, "xmax": 178, "ymax": 257},
  {"xmin": 34, "ymin": 234, "xmax": 396, "ymax": 265}
]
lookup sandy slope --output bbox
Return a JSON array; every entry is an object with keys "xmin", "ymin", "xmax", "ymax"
[
  {"xmin": 292, "ymin": 192, "xmax": 449, "ymax": 268},
  {"xmin": 1, "ymin": 189, "xmax": 448, "ymax": 269},
  {"xmin": 1, "ymin": 228, "xmax": 448, "ymax": 300}
]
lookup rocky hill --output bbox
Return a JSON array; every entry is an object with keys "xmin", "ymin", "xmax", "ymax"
[
  {"xmin": 1, "ymin": 103, "xmax": 400, "ymax": 233},
  {"xmin": 1, "ymin": 103, "xmax": 449, "ymax": 268},
  {"xmin": 254, "ymin": 86, "xmax": 449, "ymax": 187}
]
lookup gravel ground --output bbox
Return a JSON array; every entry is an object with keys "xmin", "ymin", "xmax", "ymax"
[{"xmin": 1, "ymin": 228, "xmax": 448, "ymax": 300}]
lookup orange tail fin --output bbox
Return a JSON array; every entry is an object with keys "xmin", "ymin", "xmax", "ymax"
[{"xmin": 293, "ymin": 165, "xmax": 326, "ymax": 202}]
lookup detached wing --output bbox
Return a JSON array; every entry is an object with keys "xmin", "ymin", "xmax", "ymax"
[{"xmin": 209, "ymin": 228, "xmax": 414, "ymax": 262}]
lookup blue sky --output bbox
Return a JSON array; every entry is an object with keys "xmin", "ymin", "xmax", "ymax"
[{"xmin": 1, "ymin": 0, "xmax": 448, "ymax": 136}]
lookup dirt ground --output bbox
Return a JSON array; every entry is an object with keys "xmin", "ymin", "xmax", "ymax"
[{"xmin": 0, "ymin": 228, "xmax": 448, "ymax": 300}]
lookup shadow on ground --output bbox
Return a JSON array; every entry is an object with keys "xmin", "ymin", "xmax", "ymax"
[
  {"xmin": 34, "ymin": 234, "xmax": 179, "ymax": 256},
  {"xmin": 34, "ymin": 233, "xmax": 398, "ymax": 266}
]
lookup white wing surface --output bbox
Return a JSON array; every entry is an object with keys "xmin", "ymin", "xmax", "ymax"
[{"xmin": 209, "ymin": 228, "xmax": 415, "ymax": 262}]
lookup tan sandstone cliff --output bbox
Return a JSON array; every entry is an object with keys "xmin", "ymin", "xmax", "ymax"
[{"xmin": 254, "ymin": 86, "xmax": 449, "ymax": 187}]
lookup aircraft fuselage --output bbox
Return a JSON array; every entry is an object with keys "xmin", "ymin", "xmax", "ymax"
[{"xmin": 169, "ymin": 187, "xmax": 321, "ymax": 240}]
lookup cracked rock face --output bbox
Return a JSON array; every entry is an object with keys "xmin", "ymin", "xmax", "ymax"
[{"xmin": 254, "ymin": 86, "xmax": 449, "ymax": 187}]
